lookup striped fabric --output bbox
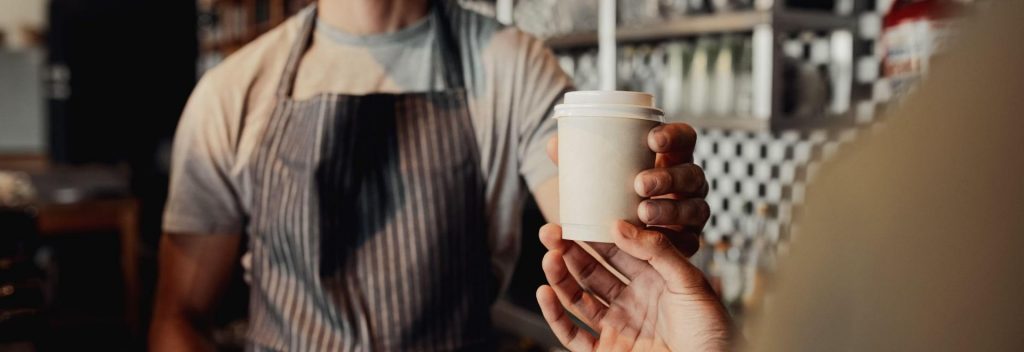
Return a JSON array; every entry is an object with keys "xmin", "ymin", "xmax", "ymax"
[{"xmin": 245, "ymin": 4, "xmax": 495, "ymax": 351}]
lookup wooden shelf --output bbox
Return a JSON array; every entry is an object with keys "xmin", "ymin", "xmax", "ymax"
[
  {"xmin": 544, "ymin": 32, "xmax": 602, "ymax": 51},
  {"xmin": 546, "ymin": 10, "xmax": 857, "ymax": 49},
  {"xmin": 619, "ymin": 11, "xmax": 770, "ymax": 42},
  {"xmin": 773, "ymin": 10, "xmax": 859, "ymax": 30},
  {"xmin": 674, "ymin": 111, "xmax": 855, "ymax": 132},
  {"xmin": 770, "ymin": 111, "xmax": 857, "ymax": 131},
  {"xmin": 0, "ymin": 153, "xmax": 48, "ymax": 172},
  {"xmin": 674, "ymin": 116, "xmax": 771, "ymax": 131}
]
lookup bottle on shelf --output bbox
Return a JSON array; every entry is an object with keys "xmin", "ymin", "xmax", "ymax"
[
  {"xmin": 688, "ymin": 36, "xmax": 714, "ymax": 117},
  {"xmin": 663, "ymin": 41, "xmax": 687, "ymax": 117},
  {"xmin": 712, "ymin": 34, "xmax": 737, "ymax": 117},
  {"xmin": 734, "ymin": 36, "xmax": 754, "ymax": 117}
]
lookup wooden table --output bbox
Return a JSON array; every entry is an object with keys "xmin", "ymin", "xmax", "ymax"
[
  {"xmin": 2, "ymin": 155, "xmax": 143, "ymax": 333},
  {"xmin": 35, "ymin": 198, "xmax": 141, "ymax": 334}
]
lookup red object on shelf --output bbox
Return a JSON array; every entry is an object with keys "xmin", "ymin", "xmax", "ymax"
[
  {"xmin": 880, "ymin": 0, "xmax": 967, "ymax": 95},
  {"xmin": 884, "ymin": 0, "xmax": 962, "ymax": 28}
]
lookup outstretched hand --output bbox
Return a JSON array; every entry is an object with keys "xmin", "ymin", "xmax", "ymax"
[
  {"xmin": 536, "ymin": 223, "xmax": 730, "ymax": 352},
  {"xmin": 539, "ymin": 123, "xmax": 731, "ymax": 351}
]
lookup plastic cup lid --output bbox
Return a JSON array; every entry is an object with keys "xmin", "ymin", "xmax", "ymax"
[{"xmin": 555, "ymin": 90, "xmax": 665, "ymax": 122}]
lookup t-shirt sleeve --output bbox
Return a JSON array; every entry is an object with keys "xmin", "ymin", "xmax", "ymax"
[
  {"xmin": 513, "ymin": 34, "xmax": 573, "ymax": 191},
  {"xmin": 162, "ymin": 71, "xmax": 246, "ymax": 235}
]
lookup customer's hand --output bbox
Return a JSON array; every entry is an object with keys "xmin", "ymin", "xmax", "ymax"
[
  {"xmin": 537, "ymin": 222, "xmax": 730, "ymax": 351},
  {"xmin": 539, "ymin": 123, "xmax": 731, "ymax": 351}
]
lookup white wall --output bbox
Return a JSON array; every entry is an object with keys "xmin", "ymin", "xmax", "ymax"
[
  {"xmin": 0, "ymin": 48, "xmax": 46, "ymax": 153},
  {"xmin": 0, "ymin": 0, "xmax": 47, "ymax": 153}
]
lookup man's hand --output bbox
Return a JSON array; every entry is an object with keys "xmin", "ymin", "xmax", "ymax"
[
  {"xmin": 538, "ymin": 123, "xmax": 731, "ymax": 351},
  {"xmin": 546, "ymin": 123, "xmax": 711, "ymax": 250}
]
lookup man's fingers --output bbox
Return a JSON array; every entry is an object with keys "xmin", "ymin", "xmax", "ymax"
[
  {"xmin": 540, "ymin": 223, "xmax": 570, "ymax": 252},
  {"xmin": 612, "ymin": 221, "xmax": 710, "ymax": 295},
  {"xmin": 537, "ymin": 285, "xmax": 597, "ymax": 352},
  {"xmin": 561, "ymin": 242, "xmax": 628, "ymax": 304},
  {"xmin": 638, "ymin": 198, "xmax": 711, "ymax": 228},
  {"xmin": 634, "ymin": 164, "xmax": 707, "ymax": 198},
  {"xmin": 648, "ymin": 123, "xmax": 697, "ymax": 166},
  {"xmin": 543, "ymin": 250, "xmax": 609, "ymax": 328},
  {"xmin": 580, "ymin": 243, "xmax": 641, "ymax": 283},
  {"xmin": 541, "ymin": 224, "xmax": 648, "ymax": 282},
  {"xmin": 648, "ymin": 123, "xmax": 697, "ymax": 154},
  {"xmin": 645, "ymin": 226, "xmax": 701, "ymax": 258},
  {"xmin": 547, "ymin": 136, "xmax": 559, "ymax": 165}
]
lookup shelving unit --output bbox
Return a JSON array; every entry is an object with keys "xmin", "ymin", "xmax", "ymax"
[
  {"xmin": 672, "ymin": 116, "xmax": 772, "ymax": 131},
  {"xmin": 512, "ymin": 2, "xmax": 892, "ymax": 313},
  {"xmin": 667, "ymin": 111, "xmax": 856, "ymax": 132},
  {"xmin": 541, "ymin": 1, "xmax": 878, "ymax": 132},
  {"xmin": 547, "ymin": 10, "xmax": 858, "ymax": 49}
]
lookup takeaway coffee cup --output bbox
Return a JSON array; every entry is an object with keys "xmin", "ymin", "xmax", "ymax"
[{"xmin": 555, "ymin": 91, "xmax": 665, "ymax": 243}]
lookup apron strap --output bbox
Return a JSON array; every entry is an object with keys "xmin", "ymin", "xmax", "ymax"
[
  {"xmin": 275, "ymin": 5, "xmax": 318, "ymax": 98},
  {"xmin": 275, "ymin": 1, "xmax": 467, "ymax": 99},
  {"xmin": 433, "ymin": 0, "xmax": 466, "ymax": 90}
]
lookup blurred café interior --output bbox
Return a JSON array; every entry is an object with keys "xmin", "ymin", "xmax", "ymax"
[{"xmin": 0, "ymin": 0, "xmax": 987, "ymax": 350}]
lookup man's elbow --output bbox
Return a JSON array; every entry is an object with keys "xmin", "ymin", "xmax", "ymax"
[{"xmin": 149, "ymin": 302, "xmax": 215, "ymax": 352}]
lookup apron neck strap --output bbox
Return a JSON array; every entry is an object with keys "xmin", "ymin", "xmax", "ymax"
[
  {"xmin": 275, "ymin": 1, "xmax": 466, "ymax": 99},
  {"xmin": 432, "ymin": 0, "xmax": 465, "ymax": 90}
]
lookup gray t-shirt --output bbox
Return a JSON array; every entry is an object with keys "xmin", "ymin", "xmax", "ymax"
[
  {"xmin": 163, "ymin": 6, "xmax": 570, "ymax": 285},
  {"xmin": 310, "ymin": 10, "xmax": 439, "ymax": 91}
]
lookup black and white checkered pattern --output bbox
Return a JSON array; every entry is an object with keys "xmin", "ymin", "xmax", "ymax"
[{"xmin": 692, "ymin": 126, "xmax": 862, "ymax": 245}]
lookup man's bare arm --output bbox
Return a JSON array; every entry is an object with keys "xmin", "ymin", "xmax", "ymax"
[
  {"xmin": 532, "ymin": 136, "xmax": 560, "ymax": 223},
  {"xmin": 533, "ymin": 178, "xmax": 559, "ymax": 224},
  {"xmin": 149, "ymin": 232, "xmax": 241, "ymax": 351}
]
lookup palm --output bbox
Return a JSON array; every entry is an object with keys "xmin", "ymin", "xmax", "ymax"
[
  {"xmin": 592, "ymin": 265, "xmax": 674, "ymax": 351},
  {"xmin": 537, "ymin": 229, "xmax": 730, "ymax": 352}
]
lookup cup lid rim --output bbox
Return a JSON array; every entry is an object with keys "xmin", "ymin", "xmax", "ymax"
[{"xmin": 554, "ymin": 103, "xmax": 665, "ymax": 122}]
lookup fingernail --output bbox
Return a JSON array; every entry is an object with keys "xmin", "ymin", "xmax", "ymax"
[
  {"xmin": 652, "ymin": 130, "xmax": 669, "ymax": 149},
  {"xmin": 699, "ymin": 201, "xmax": 711, "ymax": 222},
  {"xmin": 635, "ymin": 176, "xmax": 656, "ymax": 196},
  {"xmin": 640, "ymin": 201, "xmax": 659, "ymax": 222}
]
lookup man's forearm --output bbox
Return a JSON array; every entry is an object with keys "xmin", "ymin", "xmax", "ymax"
[
  {"xmin": 149, "ymin": 232, "xmax": 241, "ymax": 351},
  {"xmin": 533, "ymin": 177, "xmax": 559, "ymax": 223}
]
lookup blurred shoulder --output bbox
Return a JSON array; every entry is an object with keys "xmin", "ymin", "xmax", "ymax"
[{"xmin": 198, "ymin": 7, "xmax": 309, "ymax": 97}]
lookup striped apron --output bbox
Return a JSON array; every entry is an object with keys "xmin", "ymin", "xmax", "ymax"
[{"xmin": 246, "ymin": 4, "xmax": 495, "ymax": 351}]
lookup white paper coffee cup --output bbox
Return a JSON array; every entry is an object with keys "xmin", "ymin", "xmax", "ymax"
[{"xmin": 556, "ymin": 91, "xmax": 665, "ymax": 243}]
